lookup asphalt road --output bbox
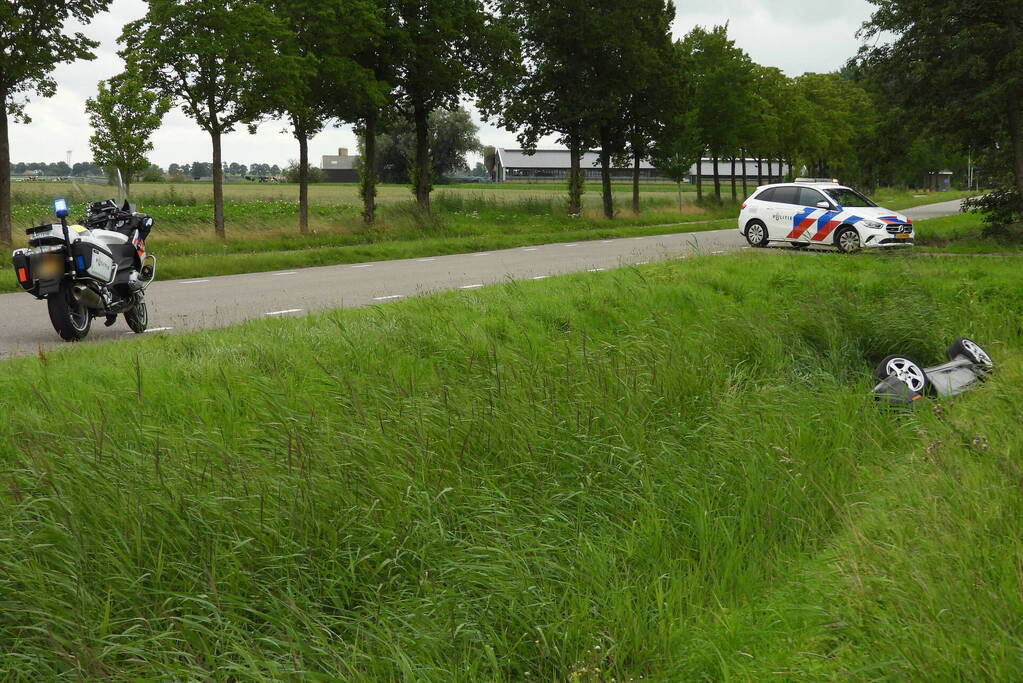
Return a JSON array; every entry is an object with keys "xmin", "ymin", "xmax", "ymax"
[{"xmin": 0, "ymin": 199, "xmax": 965, "ymax": 359}]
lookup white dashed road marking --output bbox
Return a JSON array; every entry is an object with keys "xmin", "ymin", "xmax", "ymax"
[
  {"xmin": 274, "ymin": 271, "xmax": 298, "ymax": 276},
  {"xmin": 588, "ymin": 268, "xmax": 606, "ymax": 272},
  {"xmin": 181, "ymin": 280, "xmax": 209, "ymax": 284},
  {"xmin": 373, "ymin": 295, "xmax": 403, "ymax": 301},
  {"xmin": 265, "ymin": 309, "xmax": 304, "ymax": 316},
  {"xmin": 523, "ymin": 247, "xmax": 538, "ymax": 251},
  {"xmin": 532, "ymin": 275, "xmax": 548, "ymax": 280},
  {"xmin": 459, "ymin": 284, "xmax": 484, "ymax": 290},
  {"xmin": 351, "ymin": 264, "xmax": 373, "ymax": 269},
  {"xmin": 145, "ymin": 327, "xmax": 173, "ymax": 333},
  {"xmin": 417, "ymin": 258, "xmax": 437, "ymax": 262}
]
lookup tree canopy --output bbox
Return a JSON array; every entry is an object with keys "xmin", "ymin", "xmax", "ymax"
[
  {"xmin": 121, "ymin": 0, "xmax": 287, "ymax": 238},
  {"xmin": 859, "ymin": 0, "xmax": 1023, "ymax": 225},
  {"xmin": 85, "ymin": 71, "xmax": 171, "ymax": 196},
  {"xmin": 0, "ymin": 0, "xmax": 112, "ymax": 245}
]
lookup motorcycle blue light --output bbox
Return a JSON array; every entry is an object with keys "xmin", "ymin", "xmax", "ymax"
[
  {"xmin": 76, "ymin": 255, "xmax": 85, "ymax": 270},
  {"xmin": 53, "ymin": 198, "xmax": 69, "ymax": 218}
]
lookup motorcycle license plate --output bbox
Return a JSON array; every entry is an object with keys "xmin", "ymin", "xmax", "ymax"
[{"xmin": 37, "ymin": 254, "xmax": 64, "ymax": 278}]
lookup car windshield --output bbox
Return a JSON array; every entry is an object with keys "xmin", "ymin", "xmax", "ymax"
[{"xmin": 823, "ymin": 187, "xmax": 877, "ymax": 208}]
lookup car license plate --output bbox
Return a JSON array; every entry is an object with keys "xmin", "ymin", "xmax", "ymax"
[{"xmin": 896, "ymin": 233, "xmax": 910, "ymax": 239}]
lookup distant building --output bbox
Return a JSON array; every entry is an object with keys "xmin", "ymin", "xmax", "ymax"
[
  {"xmin": 494, "ymin": 149, "xmax": 788, "ymax": 183},
  {"xmin": 321, "ymin": 148, "xmax": 360, "ymax": 183}
]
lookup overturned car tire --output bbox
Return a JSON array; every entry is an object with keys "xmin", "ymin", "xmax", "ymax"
[
  {"xmin": 875, "ymin": 354, "xmax": 932, "ymax": 397},
  {"xmin": 946, "ymin": 337, "xmax": 994, "ymax": 371}
]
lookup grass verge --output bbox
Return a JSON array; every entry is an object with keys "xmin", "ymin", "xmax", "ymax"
[
  {"xmin": 1, "ymin": 252, "xmax": 1020, "ymax": 679},
  {"xmin": 916, "ymin": 213, "xmax": 1023, "ymax": 253}
]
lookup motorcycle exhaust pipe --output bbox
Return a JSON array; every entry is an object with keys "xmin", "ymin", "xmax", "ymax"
[{"xmin": 72, "ymin": 285, "xmax": 104, "ymax": 309}]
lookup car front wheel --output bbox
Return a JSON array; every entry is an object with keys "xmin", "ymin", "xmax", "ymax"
[
  {"xmin": 745, "ymin": 220, "xmax": 768, "ymax": 248},
  {"xmin": 835, "ymin": 226, "xmax": 861, "ymax": 253}
]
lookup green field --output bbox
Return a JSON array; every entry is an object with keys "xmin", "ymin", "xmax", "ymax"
[
  {"xmin": 2, "ymin": 182, "xmax": 982, "ymax": 293},
  {"xmin": 1, "ymin": 252, "xmax": 1020, "ymax": 679}
]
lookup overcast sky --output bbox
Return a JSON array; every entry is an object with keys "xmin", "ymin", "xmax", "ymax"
[{"xmin": 11, "ymin": 0, "xmax": 877, "ymax": 169}]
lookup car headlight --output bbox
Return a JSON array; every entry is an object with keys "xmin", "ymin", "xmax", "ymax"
[{"xmin": 861, "ymin": 220, "xmax": 885, "ymax": 230}]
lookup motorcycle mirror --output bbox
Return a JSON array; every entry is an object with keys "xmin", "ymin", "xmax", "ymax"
[{"xmin": 53, "ymin": 198, "xmax": 69, "ymax": 219}]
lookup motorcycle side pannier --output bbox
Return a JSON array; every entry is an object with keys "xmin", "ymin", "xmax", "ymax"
[{"xmin": 70, "ymin": 240, "xmax": 117, "ymax": 282}]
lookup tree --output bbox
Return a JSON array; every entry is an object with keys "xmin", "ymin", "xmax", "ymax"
[
  {"xmin": 0, "ymin": 0, "xmax": 111, "ymax": 246},
  {"xmin": 793, "ymin": 73, "xmax": 874, "ymax": 182},
  {"xmin": 860, "ymin": 0, "xmax": 1023, "ymax": 226},
  {"xmin": 282, "ymin": 161, "xmax": 324, "ymax": 183},
  {"xmin": 615, "ymin": 0, "xmax": 679, "ymax": 214},
  {"xmin": 190, "ymin": 162, "xmax": 212, "ymax": 179},
  {"xmin": 393, "ymin": 0, "xmax": 515, "ymax": 211},
  {"xmin": 85, "ymin": 71, "xmax": 170, "ymax": 197},
  {"xmin": 263, "ymin": 0, "xmax": 381, "ymax": 234},
  {"xmin": 484, "ymin": 0, "xmax": 599, "ymax": 216},
  {"xmin": 363, "ymin": 107, "xmax": 482, "ymax": 183},
  {"xmin": 682, "ymin": 25, "xmax": 756, "ymax": 203},
  {"xmin": 122, "ymin": 0, "xmax": 285, "ymax": 238},
  {"xmin": 483, "ymin": 145, "xmax": 497, "ymax": 180},
  {"xmin": 141, "ymin": 164, "xmax": 165, "ymax": 182}
]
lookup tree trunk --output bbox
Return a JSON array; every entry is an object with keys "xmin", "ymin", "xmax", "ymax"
[
  {"xmin": 757, "ymin": 156, "xmax": 763, "ymax": 186},
  {"xmin": 677, "ymin": 182, "xmax": 683, "ymax": 211},
  {"xmin": 632, "ymin": 151, "xmax": 641, "ymax": 214},
  {"xmin": 730, "ymin": 157, "xmax": 737, "ymax": 202},
  {"xmin": 0, "ymin": 96, "xmax": 11, "ymax": 247},
  {"xmin": 361, "ymin": 112, "xmax": 378, "ymax": 225},
  {"xmin": 696, "ymin": 155, "xmax": 703, "ymax": 203},
  {"xmin": 298, "ymin": 126, "xmax": 309, "ymax": 235},
  {"xmin": 713, "ymin": 155, "xmax": 721, "ymax": 202},
  {"xmin": 413, "ymin": 103, "xmax": 431, "ymax": 212},
  {"xmin": 212, "ymin": 130, "xmax": 225, "ymax": 239},
  {"xmin": 1008, "ymin": 91, "xmax": 1023, "ymax": 205},
  {"xmin": 568, "ymin": 139, "xmax": 583, "ymax": 215},
  {"xmin": 599, "ymin": 142, "xmax": 613, "ymax": 219}
]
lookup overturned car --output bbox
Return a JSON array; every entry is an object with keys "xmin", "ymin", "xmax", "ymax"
[{"xmin": 873, "ymin": 338, "xmax": 995, "ymax": 404}]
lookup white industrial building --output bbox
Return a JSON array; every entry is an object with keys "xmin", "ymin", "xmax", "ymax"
[{"xmin": 494, "ymin": 149, "xmax": 788, "ymax": 183}]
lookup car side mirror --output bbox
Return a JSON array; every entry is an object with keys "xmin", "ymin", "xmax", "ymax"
[{"xmin": 816, "ymin": 201, "xmax": 831, "ymax": 210}]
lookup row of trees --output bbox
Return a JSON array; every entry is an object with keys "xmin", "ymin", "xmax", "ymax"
[{"xmin": 1, "ymin": 0, "xmax": 1007, "ymax": 246}]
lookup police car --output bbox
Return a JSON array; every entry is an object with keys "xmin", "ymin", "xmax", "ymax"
[{"xmin": 738, "ymin": 180, "xmax": 914, "ymax": 252}]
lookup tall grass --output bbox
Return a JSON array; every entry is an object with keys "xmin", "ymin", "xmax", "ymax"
[{"xmin": 0, "ymin": 253, "xmax": 1020, "ymax": 679}]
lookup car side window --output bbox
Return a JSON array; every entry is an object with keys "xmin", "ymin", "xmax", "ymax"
[
  {"xmin": 757, "ymin": 188, "xmax": 776, "ymax": 202},
  {"xmin": 773, "ymin": 187, "xmax": 799, "ymax": 205},
  {"xmin": 798, "ymin": 188, "xmax": 828, "ymax": 207}
]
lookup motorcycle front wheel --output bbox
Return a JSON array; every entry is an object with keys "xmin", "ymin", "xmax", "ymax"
[
  {"xmin": 125, "ymin": 294, "xmax": 148, "ymax": 334},
  {"xmin": 47, "ymin": 283, "xmax": 92, "ymax": 342}
]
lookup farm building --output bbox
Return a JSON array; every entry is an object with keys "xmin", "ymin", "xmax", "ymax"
[
  {"xmin": 494, "ymin": 149, "xmax": 789, "ymax": 183},
  {"xmin": 321, "ymin": 148, "xmax": 360, "ymax": 183}
]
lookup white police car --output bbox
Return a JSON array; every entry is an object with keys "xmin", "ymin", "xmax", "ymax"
[{"xmin": 738, "ymin": 180, "xmax": 914, "ymax": 252}]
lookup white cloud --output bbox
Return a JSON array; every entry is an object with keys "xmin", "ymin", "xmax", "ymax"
[{"xmin": 9, "ymin": 0, "xmax": 876, "ymax": 167}]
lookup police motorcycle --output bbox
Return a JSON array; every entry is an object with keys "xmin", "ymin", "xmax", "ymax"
[{"xmin": 11, "ymin": 196, "xmax": 156, "ymax": 341}]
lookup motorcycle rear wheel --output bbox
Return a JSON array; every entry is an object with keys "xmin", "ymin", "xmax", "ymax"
[
  {"xmin": 47, "ymin": 283, "xmax": 92, "ymax": 342},
  {"xmin": 125, "ymin": 295, "xmax": 148, "ymax": 334}
]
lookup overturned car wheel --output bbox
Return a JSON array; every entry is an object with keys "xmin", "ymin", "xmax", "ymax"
[
  {"xmin": 875, "ymin": 355, "xmax": 932, "ymax": 396},
  {"xmin": 947, "ymin": 337, "xmax": 993, "ymax": 366}
]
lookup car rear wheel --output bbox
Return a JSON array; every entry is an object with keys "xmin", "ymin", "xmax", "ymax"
[
  {"xmin": 947, "ymin": 338, "xmax": 993, "ymax": 370},
  {"xmin": 875, "ymin": 355, "xmax": 931, "ymax": 395},
  {"xmin": 745, "ymin": 220, "xmax": 768, "ymax": 248},
  {"xmin": 835, "ymin": 226, "xmax": 861, "ymax": 253}
]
